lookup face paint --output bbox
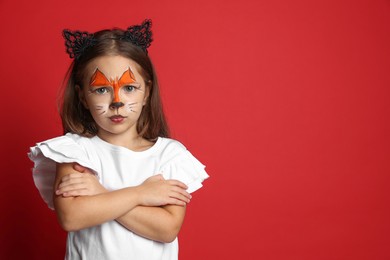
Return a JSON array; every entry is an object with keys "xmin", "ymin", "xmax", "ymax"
[
  {"xmin": 81, "ymin": 56, "xmax": 150, "ymax": 140},
  {"xmin": 90, "ymin": 68, "xmax": 137, "ymax": 103}
]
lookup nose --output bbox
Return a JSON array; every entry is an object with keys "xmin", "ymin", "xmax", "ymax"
[{"xmin": 110, "ymin": 102, "xmax": 124, "ymax": 109}]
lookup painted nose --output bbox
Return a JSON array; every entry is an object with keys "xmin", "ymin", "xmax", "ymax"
[{"xmin": 110, "ymin": 102, "xmax": 124, "ymax": 109}]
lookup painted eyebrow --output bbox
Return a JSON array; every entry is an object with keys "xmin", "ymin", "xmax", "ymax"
[
  {"xmin": 89, "ymin": 83, "xmax": 142, "ymax": 88},
  {"xmin": 89, "ymin": 68, "xmax": 139, "ymax": 87}
]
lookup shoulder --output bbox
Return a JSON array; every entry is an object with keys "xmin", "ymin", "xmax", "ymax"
[
  {"xmin": 28, "ymin": 133, "xmax": 99, "ymax": 210},
  {"xmin": 64, "ymin": 133, "xmax": 94, "ymax": 147},
  {"xmin": 156, "ymin": 137, "xmax": 209, "ymax": 193},
  {"xmin": 155, "ymin": 137, "xmax": 189, "ymax": 162},
  {"xmin": 34, "ymin": 133, "xmax": 90, "ymax": 148},
  {"xmin": 158, "ymin": 137, "xmax": 187, "ymax": 153},
  {"xmin": 29, "ymin": 133, "xmax": 99, "ymax": 171}
]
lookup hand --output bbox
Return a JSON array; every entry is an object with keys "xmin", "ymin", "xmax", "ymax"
[
  {"xmin": 136, "ymin": 174, "xmax": 191, "ymax": 207},
  {"xmin": 55, "ymin": 164, "xmax": 107, "ymax": 197}
]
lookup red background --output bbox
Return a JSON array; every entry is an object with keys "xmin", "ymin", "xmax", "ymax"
[{"xmin": 1, "ymin": 0, "xmax": 389, "ymax": 259}]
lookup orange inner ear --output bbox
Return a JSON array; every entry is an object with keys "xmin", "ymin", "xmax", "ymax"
[
  {"xmin": 90, "ymin": 68, "xmax": 137, "ymax": 103},
  {"xmin": 118, "ymin": 69, "xmax": 136, "ymax": 86},
  {"xmin": 90, "ymin": 69, "xmax": 111, "ymax": 86}
]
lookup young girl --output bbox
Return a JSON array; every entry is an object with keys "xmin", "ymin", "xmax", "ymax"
[{"xmin": 28, "ymin": 19, "xmax": 208, "ymax": 260}]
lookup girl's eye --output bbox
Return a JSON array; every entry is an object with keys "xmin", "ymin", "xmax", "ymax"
[
  {"xmin": 94, "ymin": 87, "xmax": 109, "ymax": 94},
  {"xmin": 124, "ymin": 85, "xmax": 136, "ymax": 92}
]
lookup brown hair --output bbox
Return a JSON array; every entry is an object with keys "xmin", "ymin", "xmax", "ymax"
[{"xmin": 59, "ymin": 29, "xmax": 170, "ymax": 140}]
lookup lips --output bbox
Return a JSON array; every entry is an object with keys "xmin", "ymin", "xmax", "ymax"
[{"xmin": 109, "ymin": 115, "xmax": 126, "ymax": 123}]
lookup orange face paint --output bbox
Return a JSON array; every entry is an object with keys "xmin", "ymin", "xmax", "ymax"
[{"xmin": 90, "ymin": 68, "xmax": 136, "ymax": 102}]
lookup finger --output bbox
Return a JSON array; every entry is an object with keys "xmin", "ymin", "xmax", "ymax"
[
  {"xmin": 167, "ymin": 198, "xmax": 187, "ymax": 206},
  {"xmin": 145, "ymin": 174, "xmax": 164, "ymax": 183},
  {"xmin": 167, "ymin": 179, "xmax": 188, "ymax": 190},
  {"xmin": 62, "ymin": 189, "xmax": 90, "ymax": 197},
  {"xmin": 170, "ymin": 186, "xmax": 191, "ymax": 199},
  {"xmin": 170, "ymin": 191, "xmax": 191, "ymax": 203},
  {"xmin": 58, "ymin": 177, "xmax": 86, "ymax": 189},
  {"xmin": 60, "ymin": 172, "xmax": 96, "ymax": 186},
  {"xmin": 153, "ymin": 174, "xmax": 164, "ymax": 180},
  {"xmin": 60, "ymin": 173, "xmax": 85, "ymax": 182},
  {"xmin": 73, "ymin": 164, "xmax": 94, "ymax": 175},
  {"xmin": 73, "ymin": 163, "xmax": 87, "ymax": 173},
  {"xmin": 56, "ymin": 183, "xmax": 89, "ymax": 194}
]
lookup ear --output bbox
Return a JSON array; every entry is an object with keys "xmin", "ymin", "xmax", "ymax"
[{"xmin": 76, "ymin": 85, "xmax": 89, "ymax": 109}]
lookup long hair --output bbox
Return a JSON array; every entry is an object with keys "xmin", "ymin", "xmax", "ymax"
[{"xmin": 59, "ymin": 29, "xmax": 170, "ymax": 140}]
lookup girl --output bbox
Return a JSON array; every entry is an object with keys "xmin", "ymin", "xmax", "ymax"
[{"xmin": 28, "ymin": 19, "xmax": 208, "ymax": 260}]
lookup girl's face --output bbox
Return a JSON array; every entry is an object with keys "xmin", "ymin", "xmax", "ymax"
[{"xmin": 80, "ymin": 55, "xmax": 149, "ymax": 139}]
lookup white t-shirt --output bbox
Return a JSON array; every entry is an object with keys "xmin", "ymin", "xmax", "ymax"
[{"xmin": 28, "ymin": 133, "xmax": 208, "ymax": 260}]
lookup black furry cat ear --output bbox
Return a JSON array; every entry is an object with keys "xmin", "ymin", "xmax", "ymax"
[
  {"xmin": 122, "ymin": 19, "xmax": 153, "ymax": 53},
  {"xmin": 62, "ymin": 29, "xmax": 96, "ymax": 59}
]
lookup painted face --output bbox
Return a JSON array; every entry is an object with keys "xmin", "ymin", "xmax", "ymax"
[
  {"xmin": 89, "ymin": 67, "xmax": 141, "ymax": 111},
  {"xmin": 80, "ymin": 55, "xmax": 149, "ymax": 139},
  {"xmin": 90, "ymin": 68, "xmax": 137, "ymax": 103}
]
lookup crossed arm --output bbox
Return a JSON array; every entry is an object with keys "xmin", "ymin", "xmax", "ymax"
[{"xmin": 53, "ymin": 163, "xmax": 191, "ymax": 243}]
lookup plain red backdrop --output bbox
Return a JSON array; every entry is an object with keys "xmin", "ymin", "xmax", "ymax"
[{"xmin": 0, "ymin": 0, "xmax": 389, "ymax": 259}]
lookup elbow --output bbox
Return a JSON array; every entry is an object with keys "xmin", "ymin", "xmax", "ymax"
[
  {"xmin": 157, "ymin": 205, "xmax": 186, "ymax": 243},
  {"xmin": 54, "ymin": 203, "xmax": 84, "ymax": 232},
  {"xmin": 158, "ymin": 222, "xmax": 181, "ymax": 243},
  {"xmin": 56, "ymin": 213, "xmax": 83, "ymax": 232},
  {"xmin": 59, "ymin": 221, "xmax": 81, "ymax": 232},
  {"xmin": 159, "ymin": 233, "xmax": 177, "ymax": 243},
  {"xmin": 60, "ymin": 223, "xmax": 75, "ymax": 232},
  {"xmin": 54, "ymin": 197, "xmax": 87, "ymax": 232},
  {"xmin": 159, "ymin": 233, "xmax": 178, "ymax": 243}
]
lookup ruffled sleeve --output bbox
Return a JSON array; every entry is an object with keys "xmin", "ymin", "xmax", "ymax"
[
  {"xmin": 160, "ymin": 141, "xmax": 209, "ymax": 194},
  {"xmin": 28, "ymin": 134, "xmax": 100, "ymax": 210}
]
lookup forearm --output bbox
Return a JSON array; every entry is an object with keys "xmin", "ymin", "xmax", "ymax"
[
  {"xmin": 55, "ymin": 163, "xmax": 189, "ymax": 236},
  {"xmin": 54, "ymin": 187, "xmax": 141, "ymax": 231},
  {"xmin": 54, "ymin": 163, "xmax": 142, "ymax": 231},
  {"xmin": 116, "ymin": 205, "xmax": 186, "ymax": 243}
]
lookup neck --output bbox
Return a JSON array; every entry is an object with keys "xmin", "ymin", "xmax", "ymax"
[{"xmin": 97, "ymin": 130, "xmax": 153, "ymax": 151}]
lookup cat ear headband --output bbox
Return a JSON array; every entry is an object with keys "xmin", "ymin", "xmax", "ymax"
[{"xmin": 63, "ymin": 19, "xmax": 153, "ymax": 60}]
